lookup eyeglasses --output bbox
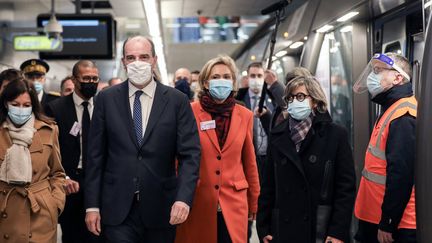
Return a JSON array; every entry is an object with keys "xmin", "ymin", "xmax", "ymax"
[
  {"xmin": 79, "ymin": 76, "xmax": 99, "ymax": 82},
  {"xmin": 373, "ymin": 66, "xmax": 396, "ymax": 74},
  {"xmin": 286, "ymin": 92, "xmax": 310, "ymax": 103}
]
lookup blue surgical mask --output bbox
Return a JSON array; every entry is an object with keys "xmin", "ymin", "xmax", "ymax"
[
  {"xmin": 209, "ymin": 79, "xmax": 233, "ymax": 101},
  {"xmin": 287, "ymin": 98, "xmax": 312, "ymax": 121},
  {"xmin": 33, "ymin": 81, "xmax": 43, "ymax": 94},
  {"xmin": 8, "ymin": 105, "xmax": 32, "ymax": 125},
  {"xmin": 367, "ymin": 72, "xmax": 384, "ymax": 97}
]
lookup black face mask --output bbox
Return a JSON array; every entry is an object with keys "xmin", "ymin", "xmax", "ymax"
[{"xmin": 79, "ymin": 82, "xmax": 98, "ymax": 99}]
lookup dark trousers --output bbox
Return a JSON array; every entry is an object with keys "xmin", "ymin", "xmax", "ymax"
[
  {"xmin": 256, "ymin": 154, "xmax": 267, "ymax": 184},
  {"xmin": 103, "ymin": 198, "xmax": 175, "ymax": 243},
  {"xmin": 59, "ymin": 172, "xmax": 103, "ymax": 243},
  {"xmin": 355, "ymin": 220, "xmax": 417, "ymax": 243},
  {"xmin": 218, "ymin": 212, "xmax": 232, "ymax": 243}
]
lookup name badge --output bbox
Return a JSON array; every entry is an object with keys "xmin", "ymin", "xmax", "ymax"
[
  {"xmin": 69, "ymin": 121, "xmax": 81, "ymax": 136},
  {"xmin": 200, "ymin": 120, "xmax": 216, "ymax": 131}
]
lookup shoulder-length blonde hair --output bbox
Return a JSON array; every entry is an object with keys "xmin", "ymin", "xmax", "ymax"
[
  {"xmin": 284, "ymin": 76, "xmax": 328, "ymax": 113},
  {"xmin": 198, "ymin": 55, "xmax": 238, "ymax": 98}
]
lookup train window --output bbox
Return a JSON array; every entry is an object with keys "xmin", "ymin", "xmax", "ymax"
[
  {"xmin": 384, "ymin": 41, "xmax": 402, "ymax": 54},
  {"xmin": 315, "ymin": 29, "xmax": 353, "ymax": 143}
]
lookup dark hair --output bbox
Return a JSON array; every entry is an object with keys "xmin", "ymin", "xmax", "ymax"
[
  {"xmin": 191, "ymin": 70, "xmax": 200, "ymax": 75},
  {"xmin": 108, "ymin": 77, "xmax": 121, "ymax": 86},
  {"xmin": 0, "ymin": 69, "xmax": 22, "ymax": 87},
  {"xmin": 72, "ymin": 60, "xmax": 98, "ymax": 78},
  {"xmin": 122, "ymin": 36, "xmax": 156, "ymax": 57},
  {"xmin": 0, "ymin": 78, "xmax": 51, "ymax": 124},
  {"xmin": 247, "ymin": 62, "xmax": 263, "ymax": 73},
  {"xmin": 60, "ymin": 75, "xmax": 73, "ymax": 90}
]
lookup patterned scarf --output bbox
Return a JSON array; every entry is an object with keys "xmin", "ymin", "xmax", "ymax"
[
  {"xmin": 289, "ymin": 112, "xmax": 314, "ymax": 152},
  {"xmin": 200, "ymin": 91, "xmax": 235, "ymax": 149}
]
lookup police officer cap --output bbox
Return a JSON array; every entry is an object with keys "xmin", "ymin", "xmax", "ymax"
[{"xmin": 20, "ymin": 59, "xmax": 50, "ymax": 75}]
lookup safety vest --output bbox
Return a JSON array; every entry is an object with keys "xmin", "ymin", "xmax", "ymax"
[{"xmin": 354, "ymin": 96, "xmax": 417, "ymax": 229}]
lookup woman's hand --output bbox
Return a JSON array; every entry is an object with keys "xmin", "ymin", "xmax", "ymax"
[
  {"xmin": 248, "ymin": 212, "xmax": 256, "ymax": 221},
  {"xmin": 325, "ymin": 236, "xmax": 344, "ymax": 243},
  {"xmin": 263, "ymin": 235, "xmax": 273, "ymax": 243}
]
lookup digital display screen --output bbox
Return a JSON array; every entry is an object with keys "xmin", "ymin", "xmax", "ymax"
[{"xmin": 37, "ymin": 14, "xmax": 115, "ymax": 59}]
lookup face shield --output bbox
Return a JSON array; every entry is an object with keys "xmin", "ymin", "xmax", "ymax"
[{"xmin": 353, "ymin": 53, "xmax": 410, "ymax": 95}]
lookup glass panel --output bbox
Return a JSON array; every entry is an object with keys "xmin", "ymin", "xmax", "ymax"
[{"xmin": 315, "ymin": 28, "xmax": 354, "ymax": 144}]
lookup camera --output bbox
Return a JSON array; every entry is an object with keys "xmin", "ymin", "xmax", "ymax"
[{"xmin": 44, "ymin": 14, "xmax": 63, "ymax": 39}]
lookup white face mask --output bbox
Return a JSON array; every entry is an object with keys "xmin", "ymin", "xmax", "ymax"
[
  {"xmin": 249, "ymin": 78, "xmax": 264, "ymax": 93},
  {"xmin": 126, "ymin": 61, "xmax": 152, "ymax": 86}
]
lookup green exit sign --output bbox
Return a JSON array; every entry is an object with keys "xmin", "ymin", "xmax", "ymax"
[{"xmin": 14, "ymin": 36, "xmax": 63, "ymax": 51}]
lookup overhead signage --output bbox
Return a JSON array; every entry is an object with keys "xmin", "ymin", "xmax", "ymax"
[{"xmin": 14, "ymin": 36, "xmax": 63, "ymax": 52}]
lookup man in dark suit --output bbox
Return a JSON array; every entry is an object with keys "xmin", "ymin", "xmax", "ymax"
[
  {"xmin": 85, "ymin": 36, "xmax": 201, "ymax": 243},
  {"xmin": 45, "ymin": 60, "xmax": 101, "ymax": 243},
  {"xmin": 20, "ymin": 59, "xmax": 60, "ymax": 110}
]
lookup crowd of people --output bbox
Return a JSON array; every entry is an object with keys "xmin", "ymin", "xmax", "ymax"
[{"xmin": 0, "ymin": 35, "xmax": 417, "ymax": 243}]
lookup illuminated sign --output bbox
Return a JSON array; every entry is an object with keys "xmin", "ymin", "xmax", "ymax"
[{"xmin": 14, "ymin": 36, "xmax": 63, "ymax": 51}]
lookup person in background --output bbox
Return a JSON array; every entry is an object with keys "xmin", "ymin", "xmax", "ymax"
[
  {"xmin": 257, "ymin": 76, "xmax": 356, "ymax": 243},
  {"xmin": 46, "ymin": 60, "xmax": 101, "ymax": 243},
  {"xmin": 60, "ymin": 75, "xmax": 75, "ymax": 97},
  {"xmin": 174, "ymin": 67, "xmax": 194, "ymax": 101},
  {"xmin": 190, "ymin": 70, "xmax": 200, "ymax": 96},
  {"xmin": 20, "ymin": 59, "xmax": 59, "ymax": 110},
  {"xmin": 97, "ymin": 82, "xmax": 109, "ymax": 91},
  {"xmin": 0, "ymin": 78, "xmax": 66, "ymax": 242},
  {"xmin": 85, "ymin": 35, "xmax": 201, "ymax": 243},
  {"xmin": 353, "ymin": 53, "xmax": 417, "ymax": 243},
  {"xmin": 175, "ymin": 55, "xmax": 260, "ymax": 243},
  {"xmin": 108, "ymin": 77, "xmax": 123, "ymax": 86},
  {"xmin": 0, "ymin": 68, "xmax": 22, "ymax": 94}
]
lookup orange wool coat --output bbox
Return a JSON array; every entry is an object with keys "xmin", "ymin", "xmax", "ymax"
[{"xmin": 176, "ymin": 102, "xmax": 260, "ymax": 243}]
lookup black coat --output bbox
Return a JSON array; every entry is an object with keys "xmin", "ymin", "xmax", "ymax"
[{"xmin": 257, "ymin": 111, "xmax": 356, "ymax": 243}]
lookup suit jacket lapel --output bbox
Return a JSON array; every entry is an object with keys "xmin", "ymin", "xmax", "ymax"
[
  {"xmin": 271, "ymin": 120, "xmax": 306, "ymax": 177},
  {"xmin": 141, "ymin": 82, "xmax": 168, "ymax": 147},
  {"xmin": 221, "ymin": 105, "xmax": 241, "ymax": 153},
  {"xmin": 115, "ymin": 81, "xmax": 139, "ymax": 149},
  {"xmin": 243, "ymin": 91, "xmax": 251, "ymax": 110},
  {"xmin": 197, "ymin": 104, "xmax": 221, "ymax": 153}
]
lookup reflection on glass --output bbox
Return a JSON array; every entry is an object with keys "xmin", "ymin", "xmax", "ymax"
[{"xmin": 163, "ymin": 16, "xmax": 266, "ymax": 44}]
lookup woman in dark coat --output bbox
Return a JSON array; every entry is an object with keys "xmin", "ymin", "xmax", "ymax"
[{"xmin": 256, "ymin": 76, "xmax": 356, "ymax": 243}]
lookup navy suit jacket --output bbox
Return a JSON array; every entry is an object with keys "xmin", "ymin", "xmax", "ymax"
[{"xmin": 85, "ymin": 80, "xmax": 201, "ymax": 228}]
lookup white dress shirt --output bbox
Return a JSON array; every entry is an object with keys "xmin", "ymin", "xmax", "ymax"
[
  {"xmin": 128, "ymin": 80, "xmax": 156, "ymax": 137},
  {"xmin": 72, "ymin": 92, "xmax": 94, "ymax": 169}
]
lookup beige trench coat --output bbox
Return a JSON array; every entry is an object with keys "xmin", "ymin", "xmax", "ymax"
[{"xmin": 0, "ymin": 119, "xmax": 66, "ymax": 243}]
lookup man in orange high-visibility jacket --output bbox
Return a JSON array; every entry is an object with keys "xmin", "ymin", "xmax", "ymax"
[{"xmin": 353, "ymin": 53, "xmax": 416, "ymax": 243}]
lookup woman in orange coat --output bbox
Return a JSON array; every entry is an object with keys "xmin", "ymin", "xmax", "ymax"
[{"xmin": 175, "ymin": 55, "xmax": 260, "ymax": 243}]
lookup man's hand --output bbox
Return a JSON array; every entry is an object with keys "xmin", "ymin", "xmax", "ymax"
[
  {"xmin": 64, "ymin": 178, "xmax": 80, "ymax": 195},
  {"xmin": 254, "ymin": 107, "xmax": 267, "ymax": 118},
  {"xmin": 85, "ymin": 211, "xmax": 101, "ymax": 236},
  {"xmin": 169, "ymin": 201, "xmax": 190, "ymax": 225},
  {"xmin": 378, "ymin": 229, "xmax": 394, "ymax": 243},
  {"xmin": 325, "ymin": 236, "xmax": 344, "ymax": 243},
  {"xmin": 263, "ymin": 235, "xmax": 273, "ymax": 243},
  {"xmin": 264, "ymin": 70, "xmax": 278, "ymax": 86}
]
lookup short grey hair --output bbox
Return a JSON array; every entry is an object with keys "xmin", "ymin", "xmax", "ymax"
[{"xmin": 386, "ymin": 52, "xmax": 412, "ymax": 84}]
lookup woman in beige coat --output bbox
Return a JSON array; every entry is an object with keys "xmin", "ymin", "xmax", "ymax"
[{"xmin": 0, "ymin": 78, "xmax": 66, "ymax": 242}]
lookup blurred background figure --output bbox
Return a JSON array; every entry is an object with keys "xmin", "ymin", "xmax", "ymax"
[
  {"xmin": 330, "ymin": 74, "xmax": 351, "ymax": 139},
  {"xmin": 60, "ymin": 75, "xmax": 75, "ymax": 97},
  {"xmin": 108, "ymin": 77, "xmax": 123, "ymax": 86},
  {"xmin": 97, "ymin": 81, "xmax": 109, "ymax": 91},
  {"xmin": 20, "ymin": 59, "xmax": 60, "ymax": 110},
  {"xmin": 174, "ymin": 67, "xmax": 194, "ymax": 101},
  {"xmin": 0, "ymin": 68, "xmax": 22, "ymax": 94}
]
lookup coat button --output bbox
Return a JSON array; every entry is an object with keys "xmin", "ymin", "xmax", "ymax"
[
  {"xmin": 2, "ymin": 213, "xmax": 7, "ymax": 218},
  {"xmin": 303, "ymin": 215, "xmax": 309, "ymax": 221},
  {"xmin": 217, "ymin": 155, "xmax": 221, "ymax": 160},
  {"xmin": 216, "ymin": 170, "xmax": 220, "ymax": 175},
  {"xmin": 309, "ymin": 155, "xmax": 317, "ymax": 163},
  {"xmin": 138, "ymin": 156, "xmax": 142, "ymax": 160},
  {"xmin": 215, "ymin": 185, "xmax": 220, "ymax": 190},
  {"xmin": 3, "ymin": 234, "xmax": 9, "ymax": 239}
]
